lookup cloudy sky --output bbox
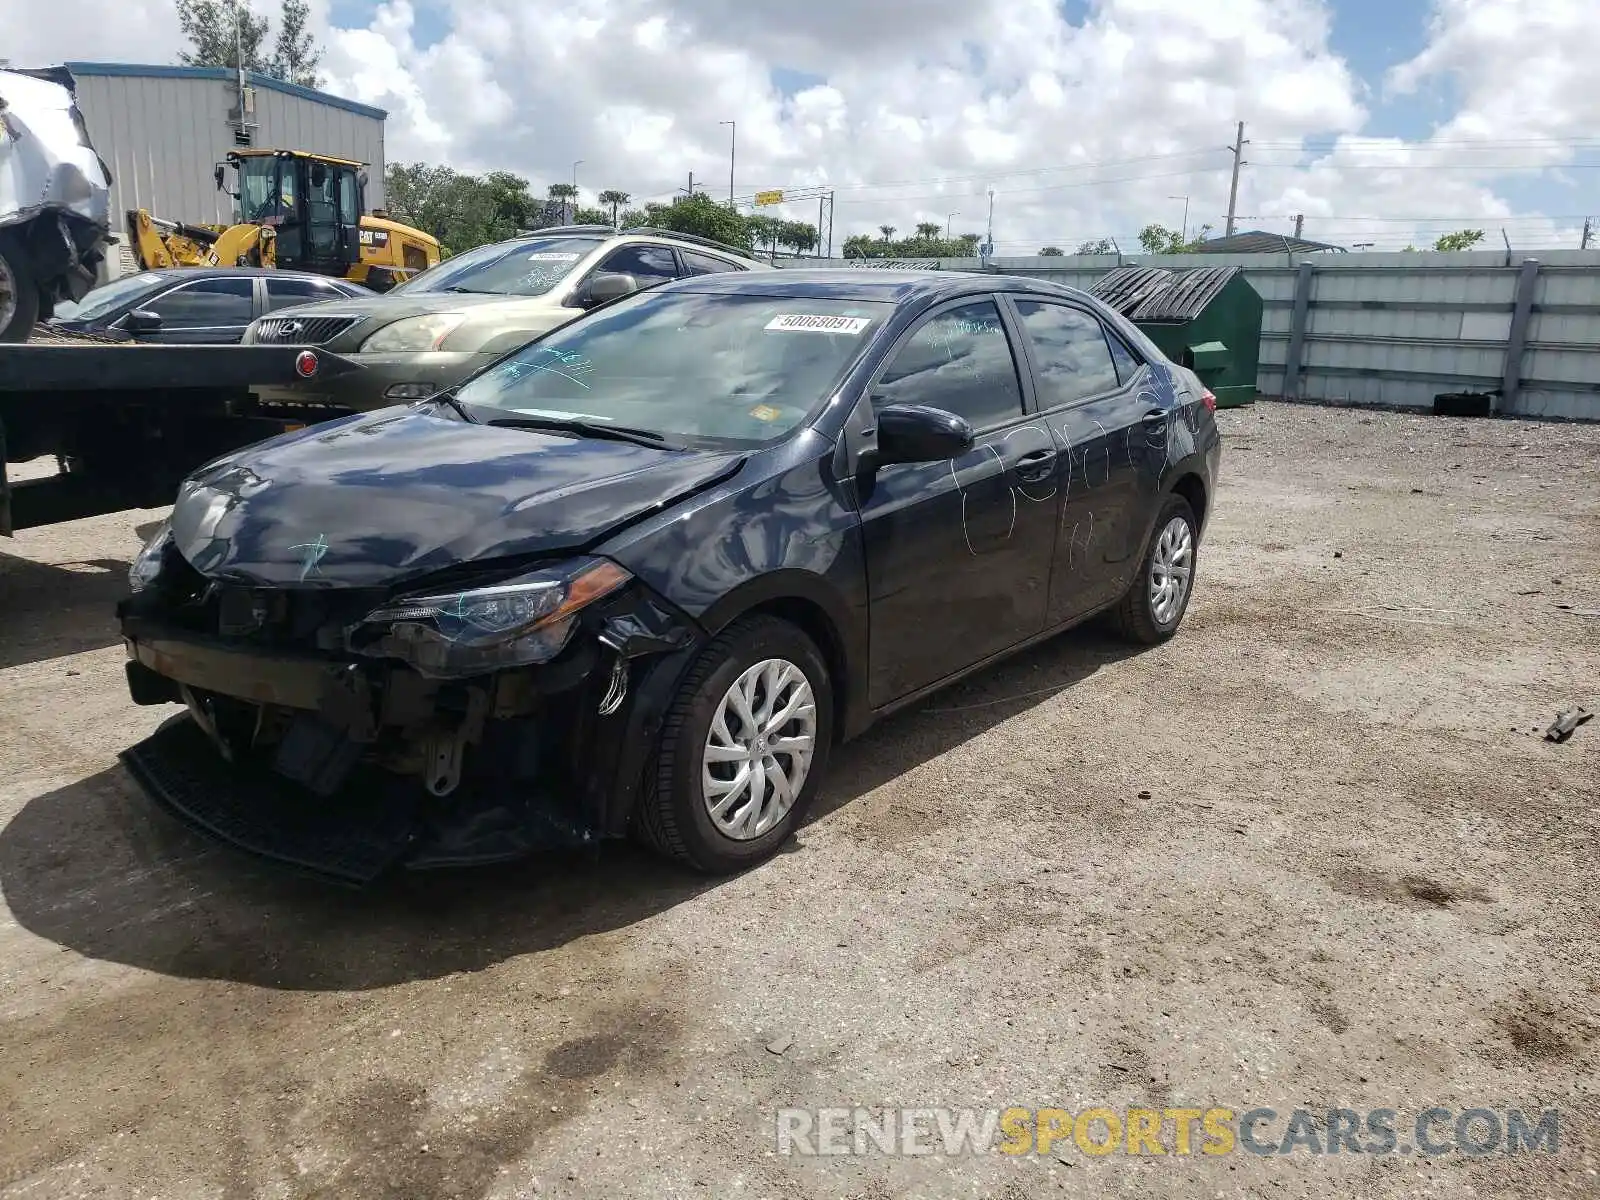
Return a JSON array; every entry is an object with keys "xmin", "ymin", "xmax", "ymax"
[{"xmin": 9, "ymin": 0, "xmax": 1598, "ymax": 252}]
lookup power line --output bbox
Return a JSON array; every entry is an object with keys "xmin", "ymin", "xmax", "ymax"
[
  {"xmin": 1251, "ymin": 135, "xmax": 1600, "ymax": 148},
  {"xmin": 833, "ymin": 166, "xmax": 1233, "ymax": 206},
  {"xmin": 1235, "ymin": 213, "xmax": 1591, "ymax": 223}
]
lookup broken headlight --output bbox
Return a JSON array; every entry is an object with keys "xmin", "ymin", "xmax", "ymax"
[
  {"xmin": 348, "ymin": 556, "xmax": 632, "ymax": 679},
  {"xmin": 128, "ymin": 519, "xmax": 173, "ymax": 592}
]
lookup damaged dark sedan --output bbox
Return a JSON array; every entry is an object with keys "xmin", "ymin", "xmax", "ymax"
[{"xmin": 117, "ymin": 269, "xmax": 1220, "ymax": 884}]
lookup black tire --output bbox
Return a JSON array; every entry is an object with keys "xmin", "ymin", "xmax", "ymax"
[
  {"xmin": 0, "ymin": 230, "xmax": 41, "ymax": 344},
  {"xmin": 640, "ymin": 615, "xmax": 834, "ymax": 873},
  {"xmin": 1108, "ymin": 492, "xmax": 1199, "ymax": 645}
]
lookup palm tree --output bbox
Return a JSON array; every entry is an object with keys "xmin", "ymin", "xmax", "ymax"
[
  {"xmin": 914, "ymin": 222, "xmax": 941, "ymax": 242},
  {"xmin": 546, "ymin": 182, "xmax": 579, "ymax": 224},
  {"xmin": 878, "ymin": 224, "xmax": 897, "ymax": 242},
  {"xmin": 597, "ymin": 189, "xmax": 631, "ymax": 228}
]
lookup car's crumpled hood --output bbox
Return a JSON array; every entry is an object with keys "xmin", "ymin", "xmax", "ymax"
[
  {"xmin": 169, "ymin": 406, "xmax": 743, "ymax": 588},
  {"xmin": 0, "ymin": 68, "xmax": 111, "ymax": 229}
]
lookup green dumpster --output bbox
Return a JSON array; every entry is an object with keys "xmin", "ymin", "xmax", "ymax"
[{"xmin": 1090, "ymin": 265, "xmax": 1262, "ymax": 407}]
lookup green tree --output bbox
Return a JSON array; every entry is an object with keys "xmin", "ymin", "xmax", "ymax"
[
  {"xmin": 780, "ymin": 220, "xmax": 819, "ymax": 255},
  {"xmin": 1432, "ymin": 229, "xmax": 1485, "ymax": 251},
  {"xmin": 842, "ymin": 233, "xmax": 876, "ymax": 258},
  {"xmin": 746, "ymin": 213, "xmax": 782, "ymax": 256},
  {"xmin": 597, "ymin": 189, "xmax": 631, "ymax": 228},
  {"xmin": 383, "ymin": 163, "xmax": 511, "ymax": 252},
  {"xmin": 176, "ymin": 0, "xmax": 321, "ymax": 85},
  {"xmin": 177, "ymin": 0, "xmax": 271, "ymax": 71},
  {"xmin": 618, "ymin": 207, "xmax": 650, "ymax": 230},
  {"xmin": 1076, "ymin": 238, "xmax": 1115, "ymax": 254},
  {"xmin": 481, "ymin": 171, "xmax": 536, "ymax": 231},
  {"xmin": 878, "ymin": 224, "xmax": 897, "ymax": 242},
  {"xmin": 913, "ymin": 222, "xmax": 942, "ymax": 242},
  {"xmin": 269, "ymin": 0, "xmax": 320, "ymax": 86},
  {"xmin": 574, "ymin": 206, "xmax": 611, "ymax": 226},
  {"xmin": 643, "ymin": 193, "xmax": 752, "ymax": 250},
  {"xmin": 1038, "ymin": 246, "xmax": 1064, "ymax": 256},
  {"xmin": 1137, "ymin": 222, "xmax": 1213, "ymax": 254}
]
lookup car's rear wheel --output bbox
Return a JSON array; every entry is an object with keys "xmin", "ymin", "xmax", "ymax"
[
  {"xmin": 0, "ymin": 231, "xmax": 41, "ymax": 344},
  {"xmin": 640, "ymin": 615, "xmax": 833, "ymax": 873},
  {"xmin": 1108, "ymin": 493, "xmax": 1198, "ymax": 644}
]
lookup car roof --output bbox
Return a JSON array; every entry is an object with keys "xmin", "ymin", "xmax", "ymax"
[
  {"xmin": 651, "ymin": 268, "xmax": 1091, "ymax": 304},
  {"xmin": 120, "ymin": 267, "xmax": 363, "ymax": 284},
  {"xmin": 498, "ymin": 226, "xmax": 767, "ymax": 266}
]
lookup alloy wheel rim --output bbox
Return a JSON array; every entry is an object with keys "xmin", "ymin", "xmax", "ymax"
[
  {"xmin": 702, "ymin": 657, "xmax": 818, "ymax": 841},
  {"xmin": 0, "ymin": 257, "xmax": 16, "ymax": 333},
  {"xmin": 1149, "ymin": 515, "xmax": 1194, "ymax": 625}
]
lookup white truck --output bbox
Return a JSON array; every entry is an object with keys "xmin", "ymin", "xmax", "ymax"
[{"xmin": 0, "ymin": 66, "xmax": 114, "ymax": 342}]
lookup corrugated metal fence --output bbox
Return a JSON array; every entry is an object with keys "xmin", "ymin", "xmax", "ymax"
[{"xmin": 782, "ymin": 250, "xmax": 1600, "ymax": 420}]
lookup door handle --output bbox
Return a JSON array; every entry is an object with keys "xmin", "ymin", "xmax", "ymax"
[
  {"xmin": 1016, "ymin": 449, "xmax": 1057, "ymax": 466},
  {"xmin": 1142, "ymin": 409, "xmax": 1167, "ymax": 425}
]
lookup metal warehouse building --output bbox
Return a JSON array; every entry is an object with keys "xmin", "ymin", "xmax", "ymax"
[{"xmin": 60, "ymin": 62, "xmax": 388, "ymax": 279}]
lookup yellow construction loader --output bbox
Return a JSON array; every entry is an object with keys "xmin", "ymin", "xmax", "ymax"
[{"xmin": 127, "ymin": 149, "xmax": 440, "ymax": 291}]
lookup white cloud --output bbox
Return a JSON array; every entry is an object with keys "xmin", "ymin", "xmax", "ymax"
[{"xmin": 11, "ymin": 0, "xmax": 1597, "ymax": 251}]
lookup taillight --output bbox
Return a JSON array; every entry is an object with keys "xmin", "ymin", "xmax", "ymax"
[{"xmin": 1200, "ymin": 389, "xmax": 1217, "ymax": 413}]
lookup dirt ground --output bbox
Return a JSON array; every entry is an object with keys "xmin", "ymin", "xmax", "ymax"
[{"xmin": 0, "ymin": 403, "xmax": 1596, "ymax": 1200}]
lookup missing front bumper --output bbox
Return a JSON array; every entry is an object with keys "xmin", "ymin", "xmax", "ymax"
[{"xmin": 120, "ymin": 715, "xmax": 599, "ymax": 886}]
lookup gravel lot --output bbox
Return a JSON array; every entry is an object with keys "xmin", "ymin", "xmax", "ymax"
[{"xmin": 1, "ymin": 403, "xmax": 1597, "ymax": 1200}]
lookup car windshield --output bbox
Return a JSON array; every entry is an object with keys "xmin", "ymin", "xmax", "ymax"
[
  {"xmin": 456, "ymin": 291, "xmax": 891, "ymax": 448},
  {"xmin": 392, "ymin": 237, "xmax": 603, "ymax": 297},
  {"xmin": 52, "ymin": 272, "xmax": 167, "ymax": 322}
]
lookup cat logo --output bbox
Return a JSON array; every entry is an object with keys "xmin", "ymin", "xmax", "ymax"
[{"xmin": 359, "ymin": 229, "xmax": 390, "ymax": 248}]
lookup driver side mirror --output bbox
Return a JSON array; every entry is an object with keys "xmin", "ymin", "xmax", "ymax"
[
  {"xmin": 123, "ymin": 309, "xmax": 163, "ymax": 334},
  {"xmin": 873, "ymin": 402, "xmax": 975, "ymax": 464},
  {"xmin": 582, "ymin": 272, "xmax": 638, "ymax": 308}
]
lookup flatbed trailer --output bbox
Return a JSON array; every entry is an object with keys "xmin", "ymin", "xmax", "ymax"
[{"xmin": 0, "ymin": 340, "xmax": 361, "ymax": 534}]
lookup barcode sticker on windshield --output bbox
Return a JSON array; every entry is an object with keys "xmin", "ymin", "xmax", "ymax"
[
  {"xmin": 527, "ymin": 252, "xmax": 581, "ymax": 262},
  {"xmin": 765, "ymin": 314, "xmax": 872, "ymax": 334}
]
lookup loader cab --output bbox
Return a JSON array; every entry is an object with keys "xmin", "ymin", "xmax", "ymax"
[{"xmin": 221, "ymin": 151, "xmax": 363, "ymax": 277}]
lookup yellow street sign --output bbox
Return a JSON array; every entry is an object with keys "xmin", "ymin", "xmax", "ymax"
[{"xmin": 754, "ymin": 189, "xmax": 784, "ymax": 206}]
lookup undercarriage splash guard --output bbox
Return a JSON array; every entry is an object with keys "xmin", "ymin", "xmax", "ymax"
[{"xmin": 119, "ymin": 715, "xmax": 598, "ymax": 886}]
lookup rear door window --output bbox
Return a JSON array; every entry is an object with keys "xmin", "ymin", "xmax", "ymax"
[
  {"xmin": 679, "ymin": 250, "xmax": 748, "ymax": 276},
  {"xmin": 1012, "ymin": 299, "xmax": 1121, "ymax": 408},
  {"xmin": 265, "ymin": 277, "xmax": 346, "ymax": 310}
]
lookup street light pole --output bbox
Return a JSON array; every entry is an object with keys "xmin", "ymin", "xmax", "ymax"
[
  {"xmin": 570, "ymin": 160, "xmax": 583, "ymax": 223},
  {"xmin": 947, "ymin": 211, "xmax": 960, "ymax": 238},
  {"xmin": 1169, "ymin": 195, "xmax": 1190, "ymax": 243},
  {"xmin": 719, "ymin": 121, "xmax": 736, "ymax": 208}
]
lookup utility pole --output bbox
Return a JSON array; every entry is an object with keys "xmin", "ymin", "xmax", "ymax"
[
  {"xmin": 679, "ymin": 171, "xmax": 696, "ymax": 201},
  {"xmin": 1224, "ymin": 121, "xmax": 1249, "ymax": 238},
  {"xmin": 1169, "ymin": 195, "xmax": 1190, "ymax": 243},
  {"xmin": 1583, "ymin": 217, "xmax": 1594, "ymax": 250},
  {"xmin": 984, "ymin": 189, "xmax": 995, "ymax": 262},
  {"xmin": 1294, "ymin": 213, "xmax": 1304, "ymax": 239},
  {"xmin": 719, "ymin": 121, "xmax": 736, "ymax": 208}
]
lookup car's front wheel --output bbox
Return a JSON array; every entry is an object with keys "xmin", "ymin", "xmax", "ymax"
[
  {"xmin": 640, "ymin": 615, "xmax": 833, "ymax": 873},
  {"xmin": 1109, "ymin": 493, "xmax": 1199, "ymax": 644}
]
